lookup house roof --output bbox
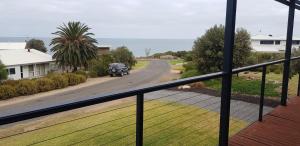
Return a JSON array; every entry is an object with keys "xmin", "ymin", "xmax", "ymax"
[
  {"xmin": 252, "ymin": 35, "xmax": 300, "ymax": 41},
  {"xmin": 0, "ymin": 43, "xmax": 53, "ymax": 66}
]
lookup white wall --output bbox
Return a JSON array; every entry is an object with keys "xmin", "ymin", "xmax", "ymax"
[
  {"xmin": 22, "ymin": 65, "xmax": 29, "ymax": 79},
  {"xmin": 6, "ymin": 63, "xmax": 51, "ymax": 80},
  {"xmin": 6, "ymin": 65, "xmax": 21, "ymax": 80},
  {"xmin": 251, "ymin": 40, "xmax": 300, "ymax": 52}
]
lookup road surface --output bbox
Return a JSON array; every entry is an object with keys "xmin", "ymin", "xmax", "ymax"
[{"xmin": 0, "ymin": 60, "xmax": 170, "ymax": 117}]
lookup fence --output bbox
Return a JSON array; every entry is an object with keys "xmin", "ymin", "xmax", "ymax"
[
  {"xmin": 0, "ymin": 57, "xmax": 300, "ymax": 146},
  {"xmin": 1, "ymin": 0, "xmax": 300, "ymax": 145}
]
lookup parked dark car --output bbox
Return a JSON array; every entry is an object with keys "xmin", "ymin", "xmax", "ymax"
[{"xmin": 108, "ymin": 63, "xmax": 129, "ymax": 77}]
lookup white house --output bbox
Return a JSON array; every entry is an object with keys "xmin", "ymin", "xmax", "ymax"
[
  {"xmin": 251, "ymin": 34, "xmax": 300, "ymax": 52},
  {"xmin": 0, "ymin": 42, "xmax": 54, "ymax": 80}
]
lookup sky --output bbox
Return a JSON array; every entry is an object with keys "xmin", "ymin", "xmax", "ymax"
[{"xmin": 0, "ymin": 0, "xmax": 300, "ymax": 39}]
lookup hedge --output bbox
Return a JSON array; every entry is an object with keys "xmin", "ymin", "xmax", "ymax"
[
  {"xmin": 0, "ymin": 73, "xmax": 87, "ymax": 100},
  {"xmin": 36, "ymin": 78, "xmax": 55, "ymax": 92},
  {"xmin": 47, "ymin": 74, "xmax": 69, "ymax": 89},
  {"xmin": 0, "ymin": 85, "xmax": 17, "ymax": 100},
  {"xmin": 64, "ymin": 73, "xmax": 87, "ymax": 86},
  {"xmin": 16, "ymin": 80, "xmax": 38, "ymax": 95}
]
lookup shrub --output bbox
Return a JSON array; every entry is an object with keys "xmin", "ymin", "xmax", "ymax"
[
  {"xmin": 48, "ymin": 74, "xmax": 68, "ymax": 89},
  {"xmin": 88, "ymin": 54, "xmax": 114, "ymax": 77},
  {"xmin": 2, "ymin": 80, "xmax": 20, "ymax": 86},
  {"xmin": 269, "ymin": 65, "xmax": 283, "ymax": 74},
  {"xmin": 16, "ymin": 80, "xmax": 38, "ymax": 95},
  {"xmin": 78, "ymin": 75, "xmax": 87, "ymax": 83},
  {"xmin": 75, "ymin": 70, "xmax": 88, "ymax": 78},
  {"xmin": 0, "ymin": 85, "xmax": 17, "ymax": 100},
  {"xmin": 181, "ymin": 69, "xmax": 201, "ymax": 79},
  {"xmin": 36, "ymin": 78, "xmax": 55, "ymax": 92},
  {"xmin": 111, "ymin": 46, "xmax": 136, "ymax": 69},
  {"xmin": 183, "ymin": 62, "xmax": 197, "ymax": 72},
  {"xmin": 0, "ymin": 60, "xmax": 7, "ymax": 81},
  {"xmin": 64, "ymin": 73, "xmax": 86, "ymax": 86},
  {"xmin": 274, "ymin": 68, "xmax": 282, "ymax": 74}
]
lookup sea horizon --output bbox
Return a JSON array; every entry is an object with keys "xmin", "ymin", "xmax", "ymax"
[{"xmin": 0, "ymin": 37, "xmax": 194, "ymax": 57}]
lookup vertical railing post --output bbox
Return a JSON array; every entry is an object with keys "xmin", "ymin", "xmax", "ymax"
[
  {"xmin": 136, "ymin": 93, "xmax": 144, "ymax": 146},
  {"xmin": 281, "ymin": 0, "xmax": 295, "ymax": 106},
  {"xmin": 297, "ymin": 73, "xmax": 300, "ymax": 96},
  {"xmin": 297, "ymin": 72, "xmax": 300, "ymax": 96},
  {"xmin": 219, "ymin": 0, "xmax": 237, "ymax": 145},
  {"xmin": 259, "ymin": 66, "xmax": 267, "ymax": 122}
]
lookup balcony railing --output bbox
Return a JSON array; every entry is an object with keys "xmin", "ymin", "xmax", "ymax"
[
  {"xmin": 1, "ymin": 0, "xmax": 300, "ymax": 146},
  {"xmin": 0, "ymin": 56, "xmax": 300, "ymax": 146}
]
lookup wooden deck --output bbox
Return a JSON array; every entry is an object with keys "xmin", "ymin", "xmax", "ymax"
[{"xmin": 229, "ymin": 97, "xmax": 300, "ymax": 146}]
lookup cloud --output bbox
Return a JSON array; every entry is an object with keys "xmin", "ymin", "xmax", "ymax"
[{"xmin": 0, "ymin": 0, "xmax": 299, "ymax": 38}]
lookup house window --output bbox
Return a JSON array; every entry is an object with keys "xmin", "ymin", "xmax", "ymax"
[
  {"xmin": 7, "ymin": 68, "xmax": 16, "ymax": 75},
  {"xmin": 292, "ymin": 40, "xmax": 300, "ymax": 45},
  {"xmin": 260, "ymin": 40, "xmax": 274, "ymax": 45},
  {"xmin": 20, "ymin": 66, "xmax": 23, "ymax": 79},
  {"xmin": 275, "ymin": 41, "xmax": 281, "ymax": 45}
]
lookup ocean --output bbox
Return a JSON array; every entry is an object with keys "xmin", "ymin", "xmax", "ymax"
[{"xmin": 0, "ymin": 37, "xmax": 194, "ymax": 57}]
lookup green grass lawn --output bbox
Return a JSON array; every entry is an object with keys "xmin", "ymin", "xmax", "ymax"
[
  {"xmin": 168, "ymin": 59, "xmax": 184, "ymax": 65},
  {"xmin": 240, "ymin": 72, "xmax": 299, "ymax": 96},
  {"xmin": 204, "ymin": 77, "xmax": 280, "ymax": 97},
  {"xmin": 0, "ymin": 100, "xmax": 247, "ymax": 146},
  {"xmin": 133, "ymin": 60, "xmax": 150, "ymax": 70},
  {"xmin": 168, "ymin": 59, "xmax": 185, "ymax": 72}
]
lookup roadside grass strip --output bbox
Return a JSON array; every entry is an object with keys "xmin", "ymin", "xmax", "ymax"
[{"xmin": 133, "ymin": 60, "xmax": 150, "ymax": 70}]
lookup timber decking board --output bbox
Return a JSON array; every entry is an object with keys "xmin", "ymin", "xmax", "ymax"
[{"xmin": 229, "ymin": 97, "xmax": 300, "ymax": 146}]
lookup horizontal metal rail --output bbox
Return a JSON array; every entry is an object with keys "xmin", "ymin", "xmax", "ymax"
[{"xmin": 0, "ymin": 56, "xmax": 300, "ymax": 125}]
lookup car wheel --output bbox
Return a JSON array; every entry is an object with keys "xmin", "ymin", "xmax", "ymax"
[
  {"xmin": 127, "ymin": 71, "xmax": 130, "ymax": 75},
  {"xmin": 110, "ymin": 74, "xmax": 113, "ymax": 77}
]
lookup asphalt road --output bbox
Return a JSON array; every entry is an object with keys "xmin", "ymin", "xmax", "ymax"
[{"xmin": 0, "ymin": 60, "xmax": 170, "ymax": 117}]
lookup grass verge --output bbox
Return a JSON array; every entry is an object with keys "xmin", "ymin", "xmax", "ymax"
[
  {"xmin": 168, "ymin": 59, "xmax": 185, "ymax": 72},
  {"xmin": 133, "ymin": 60, "xmax": 150, "ymax": 70},
  {"xmin": 0, "ymin": 100, "xmax": 247, "ymax": 146}
]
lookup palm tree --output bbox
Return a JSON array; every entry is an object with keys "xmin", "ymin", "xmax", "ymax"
[{"xmin": 50, "ymin": 21, "xmax": 98, "ymax": 72}]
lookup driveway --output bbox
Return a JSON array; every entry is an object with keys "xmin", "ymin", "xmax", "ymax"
[{"xmin": 0, "ymin": 60, "xmax": 170, "ymax": 117}]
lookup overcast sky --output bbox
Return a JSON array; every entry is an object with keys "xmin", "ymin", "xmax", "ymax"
[{"xmin": 0, "ymin": 0, "xmax": 300, "ymax": 39}]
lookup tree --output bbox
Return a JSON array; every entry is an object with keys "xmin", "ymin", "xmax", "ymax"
[
  {"xmin": 111, "ymin": 46, "xmax": 136, "ymax": 69},
  {"xmin": 233, "ymin": 28, "xmax": 252, "ymax": 68},
  {"xmin": 25, "ymin": 39, "xmax": 47, "ymax": 53},
  {"xmin": 192, "ymin": 25, "xmax": 252, "ymax": 74},
  {"xmin": 50, "ymin": 21, "xmax": 98, "ymax": 72},
  {"xmin": 88, "ymin": 54, "xmax": 114, "ymax": 77},
  {"xmin": 0, "ymin": 60, "xmax": 7, "ymax": 81}
]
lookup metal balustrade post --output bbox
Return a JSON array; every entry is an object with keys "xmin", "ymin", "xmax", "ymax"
[
  {"xmin": 259, "ymin": 66, "xmax": 267, "ymax": 122},
  {"xmin": 219, "ymin": 0, "xmax": 237, "ymax": 145},
  {"xmin": 136, "ymin": 93, "xmax": 144, "ymax": 146},
  {"xmin": 281, "ymin": 0, "xmax": 295, "ymax": 106}
]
